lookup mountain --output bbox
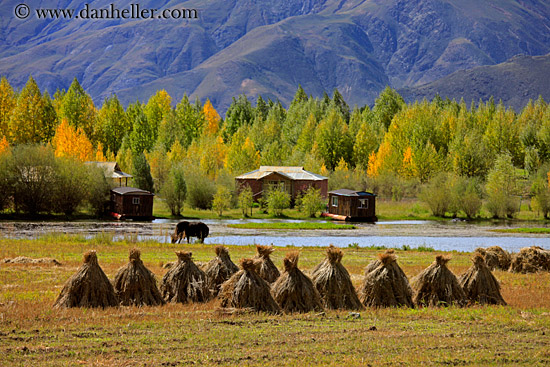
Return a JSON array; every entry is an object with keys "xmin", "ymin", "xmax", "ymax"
[
  {"xmin": 2, "ymin": 0, "xmax": 550, "ymax": 112},
  {"xmin": 399, "ymin": 54, "xmax": 550, "ymax": 110}
]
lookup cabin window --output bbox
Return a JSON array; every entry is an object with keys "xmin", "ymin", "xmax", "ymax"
[
  {"xmin": 358, "ymin": 198, "xmax": 368, "ymax": 209},
  {"xmin": 332, "ymin": 196, "xmax": 338, "ymax": 207},
  {"xmin": 132, "ymin": 197, "xmax": 140, "ymax": 205}
]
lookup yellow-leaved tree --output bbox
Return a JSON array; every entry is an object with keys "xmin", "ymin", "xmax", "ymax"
[
  {"xmin": 203, "ymin": 99, "xmax": 221, "ymax": 136},
  {"xmin": 52, "ymin": 119, "xmax": 94, "ymax": 161}
]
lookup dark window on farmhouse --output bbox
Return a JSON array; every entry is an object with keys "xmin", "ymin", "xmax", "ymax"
[
  {"xmin": 132, "ymin": 197, "xmax": 140, "ymax": 205},
  {"xmin": 332, "ymin": 196, "xmax": 338, "ymax": 207},
  {"xmin": 358, "ymin": 199, "xmax": 368, "ymax": 209}
]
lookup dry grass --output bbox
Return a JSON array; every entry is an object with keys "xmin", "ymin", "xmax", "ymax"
[{"xmin": 1, "ymin": 237, "xmax": 550, "ymax": 365}]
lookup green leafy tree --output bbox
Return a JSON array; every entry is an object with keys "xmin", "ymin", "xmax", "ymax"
[
  {"xmin": 315, "ymin": 108, "xmax": 353, "ymax": 170},
  {"xmin": 186, "ymin": 169, "xmax": 216, "ymax": 210},
  {"xmin": 485, "ymin": 153, "xmax": 521, "ymax": 218},
  {"xmin": 86, "ymin": 164, "xmax": 110, "ymax": 217},
  {"xmin": 53, "ymin": 157, "xmax": 89, "ymax": 216},
  {"xmin": 212, "ymin": 185, "xmax": 232, "ymax": 217},
  {"xmin": 266, "ymin": 188, "xmax": 290, "ymax": 217},
  {"xmin": 161, "ymin": 165, "xmax": 187, "ymax": 216},
  {"xmin": 222, "ymin": 94, "xmax": 254, "ymax": 142},
  {"xmin": 95, "ymin": 95, "xmax": 129, "ymax": 156},
  {"xmin": 373, "ymin": 86, "xmax": 405, "ymax": 129},
  {"xmin": 144, "ymin": 90, "xmax": 172, "ymax": 143},
  {"xmin": 57, "ymin": 78, "xmax": 96, "ymax": 141},
  {"xmin": 9, "ymin": 76, "xmax": 56, "ymax": 144},
  {"xmin": 419, "ymin": 172, "xmax": 451, "ymax": 217},
  {"xmin": 175, "ymin": 95, "xmax": 204, "ymax": 148},
  {"xmin": 128, "ymin": 102, "xmax": 154, "ymax": 154},
  {"xmin": 297, "ymin": 186, "xmax": 326, "ymax": 217},
  {"xmin": 131, "ymin": 152, "xmax": 154, "ymax": 193},
  {"xmin": 0, "ymin": 77, "xmax": 16, "ymax": 140},
  {"xmin": 238, "ymin": 186, "xmax": 254, "ymax": 217},
  {"xmin": 9, "ymin": 144, "xmax": 57, "ymax": 215}
]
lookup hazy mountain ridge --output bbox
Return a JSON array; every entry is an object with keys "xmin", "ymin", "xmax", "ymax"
[
  {"xmin": 1, "ymin": 0, "xmax": 550, "ymax": 112},
  {"xmin": 399, "ymin": 54, "xmax": 550, "ymax": 110}
]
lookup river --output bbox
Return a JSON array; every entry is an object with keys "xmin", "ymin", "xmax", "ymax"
[{"xmin": 0, "ymin": 218, "xmax": 548, "ymax": 253}]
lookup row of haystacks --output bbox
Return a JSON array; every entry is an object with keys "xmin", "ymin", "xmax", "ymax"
[
  {"xmin": 475, "ymin": 246, "xmax": 550, "ymax": 273},
  {"xmin": 54, "ymin": 244, "xmax": 517, "ymax": 310},
  {"xmin": 360, "ymin": 250, "xmax": 507, "ymax": 308},
  {"xmin": 54, "ymin": 248, "xmax": 214, "ymax": 309}
]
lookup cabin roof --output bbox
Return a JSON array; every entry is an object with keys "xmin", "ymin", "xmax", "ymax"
[
  {"xmin": 236, "ymin": 166, "xmax": 327, "ymax": 181},
  {"xmin": 85, "ymin": 161, "xmax": 133, "ymax": 179},
  {"xmin": 111, "ymin": 186, "xmax": 153, "ymax": 196},
  {"xmin": 329, "ymin": 189, "xmax": 376, "ymax": 197}
]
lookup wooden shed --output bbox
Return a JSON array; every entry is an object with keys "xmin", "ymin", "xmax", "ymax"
[
  {"xmin": 110, "ymin": 187, "xmax": 154, "ymax": 220},
  {"xmin": 323, "ymin": 189, "xmax": 377, "ymax": 222}
]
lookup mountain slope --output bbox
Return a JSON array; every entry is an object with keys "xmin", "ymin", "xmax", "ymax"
[
  {"xmin": 1, "ymin": 0, "xmax": 550, "ymax": 112},
  {"xmin": 399, "ymin": 54, "xmax": 550, "ymax": 110}
]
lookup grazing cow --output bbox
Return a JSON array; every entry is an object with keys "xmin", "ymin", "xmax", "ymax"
[{"xmin": 171, "ymin": 221, "xmax": 209, "ymax": 244}]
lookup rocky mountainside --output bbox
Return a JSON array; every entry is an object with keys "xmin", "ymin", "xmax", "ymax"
[
  {"xmin": 1, "ymin": 0, "xmax": 550, "ymax": 112},
  {"xmin": 399, "ymin": 54, "xmax": 550, "ymax": 110}
]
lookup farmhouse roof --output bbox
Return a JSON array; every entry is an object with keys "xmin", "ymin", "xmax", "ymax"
[
  {"xmin": 236, "ymin": 166, "xmax": 327, "ymax": 181},
  {"xmin": 85, "ymin": 161, "xmax": 133, "ymax": 179},
  {"xmin": 111, "ymin": 186, "xmax": 153, "ymax": 196},
  {"xmin": 329, "ymin": 189, "xmax": 376, "ymax": 197}
]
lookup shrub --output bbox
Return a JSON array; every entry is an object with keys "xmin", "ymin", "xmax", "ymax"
[
  {"xmin": 531, "ymin": 176, "xmax": 550, "ymax": 219},
  {"xmin": 266, "ymin": 188, "xmax": 290, "ymax": 217},
  {"xmin": 186, "ymin": 170, "xmax": 215, "ymax": 210},
  {"xmin": 212, "ymin": 185, "xmax": 232, "ymax": 217},
  {"xmin": 419, "ymin": 172, "xmax": 450, "ymax": 217},
  {"xmin": 485, "ymin": 154, "xmax": 520, "ymax": 218},
  {"xmin": 161, "ymin": 165, "xmax": 187, "ymax": 216},
  {"xmin": 53, "ymin": 157, "xmax": 89, "ymax": 216},
  {"xmin": 237, "ymin": 186, "xmax": 254, "ymax": 217},
  {"xmin": 297, "ymin": 186, "xmax": 326, "ymax": 217},
  {"xmin": 9, "ymin": 145, "xmax": 57, "ymax": 215}
]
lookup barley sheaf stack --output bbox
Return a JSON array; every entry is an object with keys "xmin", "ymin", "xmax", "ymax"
[
  {"xmin": 271, "ymin": 251, "xmax": 324, "ymax": 313},
  {"xmin": 253, "ymin": 245, "xmax": 280, "ymax": 283},
  {"xmin": 358, "ymin": 252, "xmax": 414, "ymax": 308},
  {"xmin": 474, "ymin": 246, "xmax": 512, "ymax": 271},
  {"xmin": 459, "ymin": 254, "xmax": 506, "ymax": 305},
  {"xmin": 203, "ymin": 245, "xmax": 239, "ymax": 297},
  {"xmin": 410, "ymin": 255, "xmax": 466, "ymax": 307},
  {"xmin": 220, "ymin": 258, "xmax": 281, "ymax": 314},
  {"xmin": 509, "ymin": 246, "xmax": 550, "ymax": 273},
  {"xmin": 160, "ymin": 251, "xmax": 210, "ymax": 304},
  {"xmin": 311, "ymin": 245, "xmax": 363, "ymax": 310},
  {"xmin": 53, "ymin": 250, "xmax": 118, "ymax": 308},
  {"xmin": 113, "ymin": 248, "xmax": 165, "ymax": 306}
]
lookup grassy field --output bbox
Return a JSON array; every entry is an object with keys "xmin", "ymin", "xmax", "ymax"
[
  {"xmin": 154, "ymin": 197, "xmax": 550, "ymax": 223},
  {"xmin": 226, "ymin": 222, "xmax": 356, "ymax": 230},
  {"xmin": 1, "ymin": 235, "xmax": 549, "ymax": 366},
  {"xmin": 491, "ymin": 228, "xmax": 550, "ymax": 234}
]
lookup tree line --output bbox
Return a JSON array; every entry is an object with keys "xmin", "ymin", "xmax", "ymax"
[{"xmin": 0, "ymin": 75, "xmax": 549, "ymax": 218}]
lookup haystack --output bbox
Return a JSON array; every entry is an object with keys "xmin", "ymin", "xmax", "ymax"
[
  {"xmin": 459, "ymin": 254, "xmax": 506, "ymax": 305},
  {"xmin": 358, "ymin": 252, "xmax": 414, "ymax": 308},
  {"xmin": 474, "ymin": 246, "xmax": 511, "ymax": 270},
  {"xmin": 113, "ymin": 248, "xmax": 165, "ymax": 306},
  {"xmin": 219, "ymin": 258, "xmax": 281, "ymax": 314},
  {"xmin": 410, "ymin": 255, "xmax": 466, "ymax": 307},
  {"xmin": 509, "ymin": 246, "xmax": 550, "ymax": 273},
  {"xmin": 160, "ymin": 251, "xmax": 210, "ymax": 304},
  {"xmin": 310, "ymin": 245, "xmax": 363, "ymax": 310},
  {"xmin": 53, "ymin": 250, "xmax": 118, "ymax": 308},
  {"xmin": 363, "ymin": 249, "xmax": 396, "ymax": 274},
  {"xmin": 271, "ymin": 252, "xmax": 324, "ymax": 313},
  {"xmin": 253, "ymin": 245, "xmax": 280, "ymax": 283},
  {"xmin": 203, "ymin": 245, "xmax": 239, "ymax": 297}
]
